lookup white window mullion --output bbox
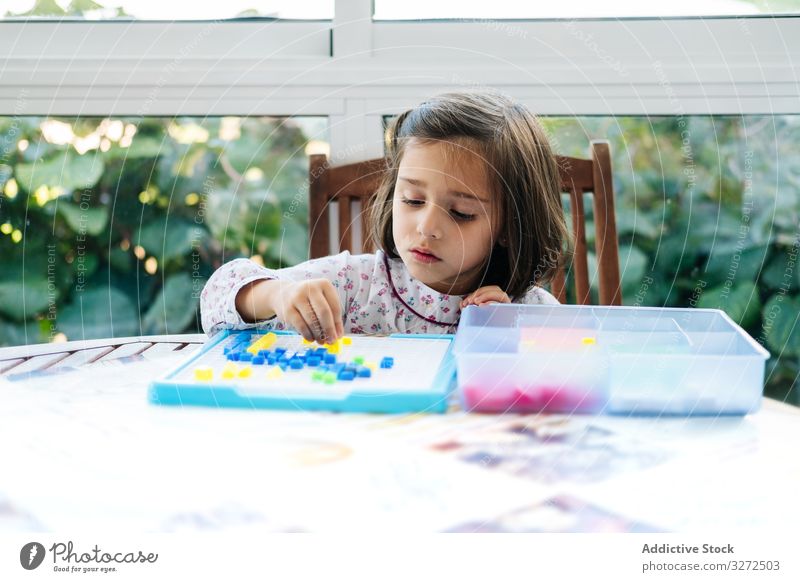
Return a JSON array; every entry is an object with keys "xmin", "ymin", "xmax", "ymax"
[
  {"xmin": 332, "ymin": 0, "xmax": 373, "ymax": 58},
  {"xmin": 329, "ymin": 99, "xmax": 384, "ymax": 164}
]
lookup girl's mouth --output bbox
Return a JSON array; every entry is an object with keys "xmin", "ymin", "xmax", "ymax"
[{"xmin": 410, "ymin": 248, "xmax": 441, "ymax": 264}]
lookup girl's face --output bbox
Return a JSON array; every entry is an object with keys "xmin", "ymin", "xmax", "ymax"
[{"xmin": 392, "ymin": 139, "xmax": 501, "ymax": 296}]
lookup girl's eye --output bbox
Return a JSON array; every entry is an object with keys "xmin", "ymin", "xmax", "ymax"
[
  {"xmin": 401, "ymin": 197, "xmax": 475, "ymax": 221},
  {"xmin": 451, "ymin": 209, "xmax": 475, "ymax": 221},
  {"xmin": 401, "ymin": 197, "xmax": 424, "ymax": 207}
]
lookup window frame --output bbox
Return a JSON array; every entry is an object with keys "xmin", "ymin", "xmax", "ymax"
[{"xmin": 1, "ymin": 0, "xmax": 797, "ymax": 162}]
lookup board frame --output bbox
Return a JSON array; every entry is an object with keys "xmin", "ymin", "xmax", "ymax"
[{"xmin": 149, "ymin": 330, "xmax": 457, "ymax": 414}]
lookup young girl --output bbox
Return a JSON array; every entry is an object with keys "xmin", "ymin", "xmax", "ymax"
[{"xmin": 201, "ymin": 91, "xmax": 568, "ymax": 342}]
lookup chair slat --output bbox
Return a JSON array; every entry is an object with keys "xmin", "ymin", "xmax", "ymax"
[
  {"xmin": 338, "ymin": 195, "xmax": 353, "ymax": 252},
  {"xmin": 569, "ymin": 187, "xmax": 591, "ymax": 305},
  {"xmin": 309, "ymin": 154, "xmax": 330, "ymax": 258},
  {"xmin": 591, "ymin": 142, "xmax": 623, "ymax": 306}
]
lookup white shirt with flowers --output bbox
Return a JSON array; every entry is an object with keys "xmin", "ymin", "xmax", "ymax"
[{"xmin": 200, "ymin": 250, "xmax": 559, "ymax": 337}]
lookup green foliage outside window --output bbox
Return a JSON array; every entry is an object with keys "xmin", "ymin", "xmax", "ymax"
[
  {"xmin": 541, "ymin": 115, "xmax": 799, "ymax": 403},
  {"xmin": 0, "ymin": 115, "xmax": 321, "ymax": 345}
]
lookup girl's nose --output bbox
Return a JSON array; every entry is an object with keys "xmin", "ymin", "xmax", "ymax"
[{"xmin": 416, "ymin": 206, "xmax": 443, "ymax": 239}]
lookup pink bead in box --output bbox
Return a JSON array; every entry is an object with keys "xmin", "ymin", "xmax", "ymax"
[{"xmin": 454, "ymin": 306, "xmax": 608, "ymax": 413}]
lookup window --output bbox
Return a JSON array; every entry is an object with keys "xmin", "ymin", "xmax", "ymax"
[
  {"xmin": 373, "ymin": 0, "xmax": 800, "ymax": 20},
  {"xmin": 2, "ymin": 0, "xmax": 334, "ymax": 20},
  {"xmin": 0, "ymin": 115, "xmax": 327, "ymax": 343}
]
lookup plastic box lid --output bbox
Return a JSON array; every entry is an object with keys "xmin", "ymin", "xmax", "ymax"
[{"xmin": 453, "ymin": 304, "xmax": 769, "ymax": 416}]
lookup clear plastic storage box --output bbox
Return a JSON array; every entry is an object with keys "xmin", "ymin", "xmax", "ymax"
[{"xmin": 453, "ymin": 304, "xmax": 769, "ymax": 415}]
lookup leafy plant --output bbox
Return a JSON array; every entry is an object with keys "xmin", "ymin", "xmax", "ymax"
[
  {"xmin": 0, "ymin": 115, "xmax": 317, "ymax": 345},
  {"xmin": 542, "ymin": 115, "xmax": 800, "ymax": 403}
]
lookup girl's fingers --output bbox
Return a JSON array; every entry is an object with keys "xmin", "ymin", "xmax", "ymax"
[
  {"xmin": 470, "ymin": 291, "xmax": 493, "ymax": 304},
  {"xmin": 295, "ymin": 296, "xmax": 327, "ymax": 342},
  {"xmin": 319, "ymin": 284, "xmax": 344, "ymax": 340},
  {"xmin": 309, "ymin": 290, "xmax": 338, "ymax": 343},
  {"xmin": 471, "ymin": 288, "xmax": 510, "ymax": 306},
  {"xmin": 287, "ymin": 282, "xmax": 343, "ymax": 343},
  {"xmin": 476, "ymin": 299, "xmax": 500, "ymax": 306},
  {"xmin": 289, "ymin": 307, "xmax": 315, "ymax": 342},
  {"xmin": 463, "ymin": 287, "xmax": 510, "ymax": 309}
]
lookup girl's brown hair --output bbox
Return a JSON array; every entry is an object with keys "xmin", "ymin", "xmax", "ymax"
[{"xmin": 368, "ymin": 91, "xmax": 569, "ymax": 299}]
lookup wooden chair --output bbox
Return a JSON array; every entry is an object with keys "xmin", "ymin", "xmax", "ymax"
[
  {"xmin": 308, "ymin": 140, "xmax": 622, "ymax": 305},
  {"xmin": 553, "ymin": 141, "xmax": 622, "ymax": 306}
]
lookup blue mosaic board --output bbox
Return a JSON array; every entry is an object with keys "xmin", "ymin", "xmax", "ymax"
[{"xmin": 149, "ymin": 330, "xmax": 456, "ymax": 413}]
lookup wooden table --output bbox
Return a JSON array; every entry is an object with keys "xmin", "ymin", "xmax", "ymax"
[
  {"xmin": 0, "ymin": 334, "xmax": 205, "ymax": 376},
  {"xmin": 1, "ymin": 335, "xmax": 799, "ymax": 533}
]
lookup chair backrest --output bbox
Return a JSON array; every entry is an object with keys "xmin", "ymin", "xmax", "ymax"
[
  {"xmin": 553, "ymin": 141, "xmax": 622, "ymax": 306},
  {"xmin": 308, "ymin": 140, "xmax": 622, "ymax": 305}
]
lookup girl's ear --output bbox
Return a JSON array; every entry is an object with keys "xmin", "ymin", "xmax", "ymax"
[{"xmin": 498, "ymin": 236, "xmax": 508, "ymax": 247}]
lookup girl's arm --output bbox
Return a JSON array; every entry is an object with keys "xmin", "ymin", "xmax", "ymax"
[
  {"xmin": 460, "ymin": 284, "xmax": 560, "ymax": 307},
  {"xmin": 236, "ymin": 278, "xmax": 344, "ymax": 343},
  {"xmin": 200, "ymin": 258, "xmax": 275, "ymax": 336},
  {"xmin": 200, "ymin": 254, "xmax": 354, "ymax": 338},
  {"xmin": 235, "ymin": 279, "xmax": 281, "ymax": 322}
]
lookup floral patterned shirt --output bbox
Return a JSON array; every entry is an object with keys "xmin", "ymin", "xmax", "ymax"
[{"xmin": 200, "ymin": 250, "xmax": 559, "ymax": 336}]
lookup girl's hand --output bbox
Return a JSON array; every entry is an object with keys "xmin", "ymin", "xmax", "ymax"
[
  {"xmin": 272, "ymin": 279, "xmax": 344, "ymax": 343},
  {"xmin": 460, "ymin": 285, "xmax": 511, "ymax": 308}
]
